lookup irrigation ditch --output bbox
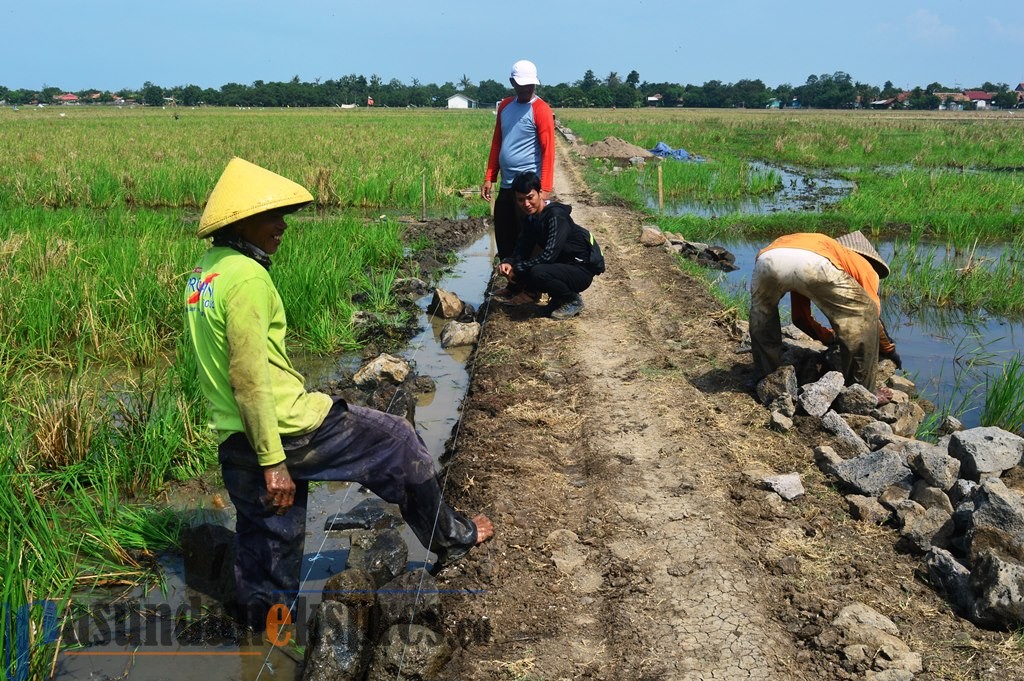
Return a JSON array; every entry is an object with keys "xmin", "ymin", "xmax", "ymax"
[{"xmin": 48, "ymin": 217, "xmax": 496, "ymax": 680}]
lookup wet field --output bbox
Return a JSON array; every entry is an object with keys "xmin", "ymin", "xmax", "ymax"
[{"xmin": 53, "ymin": 234, "xmax": 498, "ymax": 681}]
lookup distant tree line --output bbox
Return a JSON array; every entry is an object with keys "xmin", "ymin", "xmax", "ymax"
[{"xmin": 1, "ymin": 70, "xmax": 1020, "ymax": 110}]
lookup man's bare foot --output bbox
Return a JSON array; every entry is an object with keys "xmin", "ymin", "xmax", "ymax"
[{"xmin": 473, "ymin": 514, "xmax": 495, "ymax": 544}]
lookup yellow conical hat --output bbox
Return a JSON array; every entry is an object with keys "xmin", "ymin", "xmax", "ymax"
[{"xmin": 197, "ymin": 157, "xmax": 314, "ymax": 238}]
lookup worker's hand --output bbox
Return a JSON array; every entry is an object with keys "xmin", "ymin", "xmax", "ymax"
[
  {"xmin": 881, "ymin": 349, "xmax": 903, "ymax": 370},
  {"xmin": 481, "ymin": 181, "xmax": 493, "ymax": 202},
  {"xmin": 263, "ymin": 462, "xmax": 295, "ymax": 515},
  {"xmin": 498, "ymin": 262, "xmax": 513, "ymax": 277}
]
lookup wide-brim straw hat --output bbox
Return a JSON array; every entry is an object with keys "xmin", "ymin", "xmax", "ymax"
[
  {"xmin": 836, "ymin": 230, "xmax": 889, "ymax": 279},
  {"xmin": 197, "ymin": 157, "xmax": 314, "ymax": 238}
]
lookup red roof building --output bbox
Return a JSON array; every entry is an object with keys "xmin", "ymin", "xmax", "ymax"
[{"xmin": 55, "ymin": 93, "xmax": 79, "ymax": 104}]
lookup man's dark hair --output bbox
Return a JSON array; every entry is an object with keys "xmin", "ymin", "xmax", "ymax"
[{"xmin": 511, "ymin": 171, "xmax": 542, "ymax": 195}]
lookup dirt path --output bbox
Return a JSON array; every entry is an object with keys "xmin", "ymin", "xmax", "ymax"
[{"xmin": 438, "ymin": 142, "xmax": 1022, "ymax": 680}]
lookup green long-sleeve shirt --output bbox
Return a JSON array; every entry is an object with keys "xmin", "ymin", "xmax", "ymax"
[{"xmin": 185, "ymin": 247, "xmax": 331, "ymax": 467}]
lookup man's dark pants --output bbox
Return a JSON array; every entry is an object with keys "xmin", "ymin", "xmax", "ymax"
[
  {"xmin": 218, "ymin": 400, "xmax": 477, "ymax": 629},
  {"xmin": 519, "ymin": 262, "xmax": 594, "ymax": 304},
  {"xmin": 493, "ymin": 188, "xmax": 527, "ymax": 260}
]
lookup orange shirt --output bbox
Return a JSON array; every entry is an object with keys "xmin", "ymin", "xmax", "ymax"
[{"xmin": 759, "ymin": 233, "xmax": 894, "ymax": 353}]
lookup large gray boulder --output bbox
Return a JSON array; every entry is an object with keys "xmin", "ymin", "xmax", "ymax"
[
  {"xmin": 821, "ymin": 410, "xmax": 871, "ymax": 456},
  {"xmin": 756, "ymin": 365, "xmax": 798, "ymax": 407},
  {"xmin": 833, "ymin": 449, "xmax": 913, "ymax": 496},
  {"xmin": 969, "ymin": 551, "xmax": 1024, "ymax": 627},
  {"xmin": 798, "ymin": 371, "xmax": 845, "ymax": 417},
  {"xmin": 966, "ymin": 478, "xmax": 1024, "ymax": 563},
  {"xmin": 907, "ymin": 444, "xmax": 961, "ymax": 491},
  {"xmin": 354, "ymin": 354, "xmax": 411, "ymax": 388},
  {"xmin": 367, "ymin": 624, "xmax": 452, "ymax": 681},
  {"xmin": 833, "ymin": 383, "xmax": 879, "ymax": 416},
  {"xmin": 927, "ymin": 547, "xmax": 1024, "ymax": 629},
  {"xmin": 439, "ymin": 320, "xmax": 480, "ymax": 348},
  {"xmin": 303, "ymin": 600, "xmax": 374, "ymax": 681},
  {"xmin": 948, "ymin": 427, "xmax": 1024, "ymax": 480},
  {"xmin": 897, "ymin": 503, "xmax": 955, "ymax": 553},
  {"xmin": 376, "ymin": 569, "xmax": 443, "ymax": 631}
]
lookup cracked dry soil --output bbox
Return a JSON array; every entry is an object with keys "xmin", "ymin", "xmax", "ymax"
[{"xmin": 435, "ymin": 143, "xmax": 1023, "ymax": 680}]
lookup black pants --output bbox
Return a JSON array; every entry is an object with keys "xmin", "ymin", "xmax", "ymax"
[
  {"xmin": 218, "ymin": 400, "xmax": 477, "ymax": 629},
  {"xmin": 519, "ymin": 262, "xmax": 594, "ymax": 301},
  {"xmin": 493, "ymin": 188, "xmax": 527, "ymax": 260}
]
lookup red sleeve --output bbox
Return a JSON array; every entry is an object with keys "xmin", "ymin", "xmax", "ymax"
[
  {"xmin": 879, "ymin": 322, "xmax": 896, "ymax": 354},
  {"xmin": 484, "ymin": 98, "xmax": 511, "ymax": 183},
  {"xmin": 532, "ymin": 99, "xmax": 556, "ymax": 193},
  {"xmin": 791, "ymin": 292, "xmax": 834, "ymax": 344}
]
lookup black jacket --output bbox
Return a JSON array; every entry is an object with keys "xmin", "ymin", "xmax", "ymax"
[{"xmin": 505, "ymin": 202, "xmax": 593, "ymax": 274}]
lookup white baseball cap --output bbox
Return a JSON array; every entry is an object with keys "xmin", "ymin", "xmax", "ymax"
[{"xmin": 510, "ymin": 60, "xmax": 540, "ymax": 86}]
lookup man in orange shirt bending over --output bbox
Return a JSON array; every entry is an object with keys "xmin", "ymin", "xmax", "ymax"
[{"xmin": 750, "ymin": 231, "xmax": 900, "ymax": 391}]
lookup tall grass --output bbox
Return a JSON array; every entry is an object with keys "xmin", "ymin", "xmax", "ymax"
[
  {"xmin": 981, "ymin": 354, "xmax": 1024, "ymax": 435},
  {"xmin": 0, "ymin": 107, "xmax": 494, "ymax": 217},
  {"xmin": 1, "ymin": 208, "xmax": 412, "ymax": 366}
]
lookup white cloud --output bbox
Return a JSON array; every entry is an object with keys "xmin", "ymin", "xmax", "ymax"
[
  {"xmin": 904, "ymin": 9, "xmax": 956, "ymax": 42},
  {"xmin": 986, "ymin": 17, "xmax": 1024, "ymax": 43}
]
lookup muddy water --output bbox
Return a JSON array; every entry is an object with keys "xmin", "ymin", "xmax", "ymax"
[
  {"xmin": 54, "ymin": 233, "xmax": 497, "ymax": 681},
  {"xmin": 647, "ymin": 161, "xmax": 854, "ymax": 216},
  {"xmin": 712, "ymin": 240, "xmax": 1024, "ymax": 429}
]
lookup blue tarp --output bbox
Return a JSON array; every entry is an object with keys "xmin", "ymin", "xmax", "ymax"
[{"xmin": 649, "ymin": 141, "xmax": 703, "ymax": 161}]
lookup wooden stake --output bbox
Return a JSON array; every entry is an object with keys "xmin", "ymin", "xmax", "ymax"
[
  {"xmin": 421, "ymin": 173, "xmax": 427, "ymax": 221},
  {"xmin": 658, "ymin": 164, "xmax": 664, "ymax": 214}
]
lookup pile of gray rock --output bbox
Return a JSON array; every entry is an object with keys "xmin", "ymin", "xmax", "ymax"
[
  {"xmin": 639, "ymin": 224, "xmax": 739, "ymax": 272},
  {"xmin": 303, "ymin": 533, "xmax": 455, "ymax": 681},
  {"xmin": 752, "ymin": 326, "xmax": 1024, "ymax": 631},
  {"xmin": 428, "ymin": 288, "xmax": 481, "ymax": 349}
]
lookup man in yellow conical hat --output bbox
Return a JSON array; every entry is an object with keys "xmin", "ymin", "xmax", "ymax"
[{"xmin": 185, "ymin": 158, "xmax": 493, "ymax": 630}]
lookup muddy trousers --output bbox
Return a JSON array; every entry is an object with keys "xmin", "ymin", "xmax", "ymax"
[
  {"xmin": 493, "ymin": 188, "xmax": 527, "ymax": 260},
  {"xmin": 750, "ymin": 248, "xmax": 880, "ymax": 390},
  {"xmin": 518, "ymin": 263, "xmax": 594, "ymax": 302},
  {"xmin": 218, "ymin": 401, "xmax": 478, "ymax": 630}
]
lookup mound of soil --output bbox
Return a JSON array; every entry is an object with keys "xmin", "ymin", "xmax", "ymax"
[
  {"xmin": 401, "ymin": 215, "xmax": 490, "ymax": 278},
  {"xmin": 582, "ymin": 135, "xmax": 655, "ymax": 159}
]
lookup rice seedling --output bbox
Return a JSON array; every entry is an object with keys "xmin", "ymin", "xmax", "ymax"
[{"xmin": 980, "ymin": 354, "xmax": 1024, "ymax": 435}]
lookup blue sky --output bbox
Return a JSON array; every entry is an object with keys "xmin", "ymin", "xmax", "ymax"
[{"xmin": 4, "ymin": 0, "xmax": 1022, "ymax": 92}]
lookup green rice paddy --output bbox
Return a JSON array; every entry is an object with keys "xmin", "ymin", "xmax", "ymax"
[
  {"xmin": 0, "ymin": 105, "xmax": 496, "ymax": 677},
  {"xmin": 5, "ymin": 105, "xmax": 1024, "ymax": 675}
]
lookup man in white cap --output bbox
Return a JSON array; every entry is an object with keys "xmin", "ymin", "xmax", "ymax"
[
  {"xmin": 482, "ymin": 59, "xmax": 556, "ymax": 292},
  {"xmin": 749, "ymin": 231, "xmax": 900, "ymax": 391},
  {"xmin": 185, "ymin": 158, "xmax": 493, "ymax": 630}
]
